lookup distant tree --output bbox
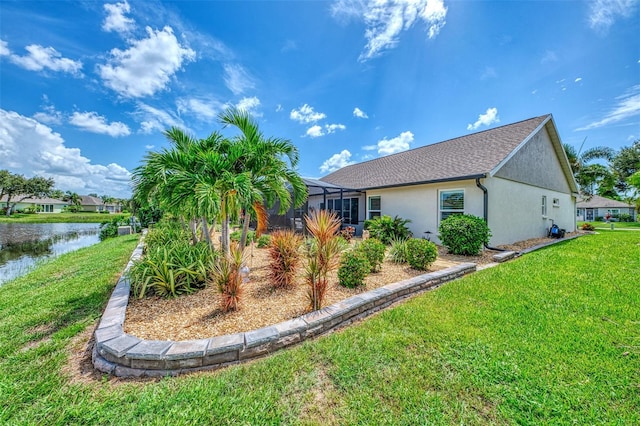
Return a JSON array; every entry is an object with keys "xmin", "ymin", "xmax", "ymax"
[
  {"xmin": 612, "ymin": 140, "xmax": 640, "ymax": 195},
  {"xmin": 88, "ymin": 193, "xmax": 98, "ymax": 198},
  {"xmin": 4, "ymin": 175, "xmax": 54, "ymax": 215},
  {"xmin": 49, "ymin": 189, "xmax": 65, "ymax": 200},
  {"xmin": 0, "ymin": 169, "xmax": 13, "ymax": 203},
  {"xmin": 563, "ymin": 143, "xmax": 616, "ymax": 197},
  {"xmin": 63, "ymin": 191, "xmax": 82, "ymax": 212}
]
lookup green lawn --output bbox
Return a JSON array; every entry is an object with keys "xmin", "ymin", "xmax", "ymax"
[
  {"xmin": 0, "ymin": 212, "xmax": 129, "ymax": 223},
  {"xmin": 578, "ymin": 220, "xmax": 640, "ymax": 229},
  {"xmin": 1, "ymin": 231, "xmax": 638, "ymax": 424}
]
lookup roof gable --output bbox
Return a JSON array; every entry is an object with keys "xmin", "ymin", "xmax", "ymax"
[
  {"xmin": 321, "ymin": 115, "xmax": 552, "ymax": 190},
  {"xmin": 576, "ymin": 195, "xmax": 634, "ymax": 208}
]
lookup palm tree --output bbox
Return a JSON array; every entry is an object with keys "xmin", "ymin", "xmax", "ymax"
[
  {"xmin": 218, "ymin": 107, "xmax": 308, "ymax": 251},
  {"xmin": 563, "ymin": 143, "xmax": 616, "ymax": 197}
]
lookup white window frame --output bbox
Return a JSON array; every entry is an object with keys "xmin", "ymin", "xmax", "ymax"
[
  {"xmin": 439, "ymin": 189, "xmax": 464, "ymax": 222},
  {"xmin": 368, "ymin": 196, "xmax": 381, "ymax": 219},
  {"xmin": 553, "ymin": 198, "xmax": 560, "ymax": 208},
  {"xmin": 542, "ymin": 195, "xmax": 547, "ymax": 217}
]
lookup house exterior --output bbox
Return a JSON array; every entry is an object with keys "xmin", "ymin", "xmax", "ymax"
[
  {"xmin": 576, "ymin": 195, "xmax": 636, "ymax": 222},
  {"xmin": 313, "ymin": 114, "xmax": 578, "ymax": 246},
  {"xmin": 79, "ymin": 195, "xmax": 106, "ymax": 212},
  {"xmin": 0, "ymin": 195, "xmax": 67, "ymax": 213}
]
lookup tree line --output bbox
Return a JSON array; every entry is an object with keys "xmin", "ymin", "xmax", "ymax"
[
  {"xmin": 564, "ymin": 139, "xmax": 640, "ymax": 209},
  {"xmin": 0, "ymin": 170, "xmax": 125, "ymax": 216}
]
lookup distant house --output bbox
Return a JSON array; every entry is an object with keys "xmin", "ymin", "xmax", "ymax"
[
  {"xmin": 78, "ymin": 195, "xmax": 123, "ymax": 213},
  {"xmin": 576, "ymin": 195, "xmax": 636, "ymax": 221},
  {"xmin": 0, "ymin": 195, "xmax": 67, "ymax": 213},
  {"xmin": 309, "ymin": 114, "xmax": 578, "ymax": 246},
  {"xmin": 79, "ymin": 195, "xmax": 105, "ymax": 212}
]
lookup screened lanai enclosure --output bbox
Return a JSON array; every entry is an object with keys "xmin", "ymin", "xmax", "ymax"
[{"xmin": 266, "ymin": 178, "xmax": 365, "ymax": 236}]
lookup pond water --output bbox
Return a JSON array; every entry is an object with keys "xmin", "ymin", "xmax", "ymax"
[{"xmin": 0, "ymin": 223, "xmax": 100, "ymax": 286}]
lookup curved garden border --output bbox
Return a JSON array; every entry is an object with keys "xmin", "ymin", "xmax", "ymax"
[{"xmin": 92, "ymin": 238, "xmax": 478, "ymax": 378}]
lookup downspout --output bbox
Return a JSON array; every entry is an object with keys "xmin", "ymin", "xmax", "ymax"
[{"xmin": 475, "ymin": 177, "xmax": 507, "ymax": 252}]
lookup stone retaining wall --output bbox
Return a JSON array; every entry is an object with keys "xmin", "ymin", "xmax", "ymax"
[{"xmin": 93, "ymin": 239, "xmax": 476, "ymax": 378}]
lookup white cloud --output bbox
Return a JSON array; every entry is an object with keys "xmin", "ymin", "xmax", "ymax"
[
  {"xmin": 1, "ymin": 40, "xmax": 82, "ymax": 76},
  {"xmin": 305, "ymin": 123, "xmax": 346, "ymax": 138},
  {"xmin": 276, "ymin": 104, "xmax": 283, "ymax": 112},
  {"xmin": 362, "ymin": 144, "xmax": 377, "ymax": 151},
  {"xmin": 588, "ymin": 0, "xmax": 638, "ymax": 33},
  {"xmin": 575, "ymin": 77, "xmax": 583, "ymax": 83},
  {"xmin": 0, "ymin": 109, "xmax": 132, "ymax": 198},
  {"xmin": 223, "ymin": 64, "xmax": 255, "ymax": 95},
  {"xmin": 353, "ymin": 107, "xmax": 369, "ymax": 118},
  {"xmin": 103, "ymin": 1, "xmax": 135, "ymax": 34},
  {"xmin": 176, "ymin": 97, "xmax": 223, "ymax": 120},
  {"xmin": 377, "ymin": 131, "xmax": 414, "ymax": 155},
  {"xmin": 236, "ymin": 96, "xmax": 261, "ymax": 116},
  {"xmin": 332, "ymin": 0, "xmax": 447, "ymax": 61},
  {"xmin": 467, "ymin": 107, "xmax": 499, "ymax": 131},
  {"xmin": 98, "ymin": 26, "xmax": 195, "ymax": 98},
  {"xmin": 325, "ymin": 123, "xmax": 346, "ymax": 134},
  {"xmin": 135, "ymin": 102, "xmax": 185, "ymax": 134},
  {"xmin": 320, "ymin": 149, "xmax": 355, "ymax": 173},
  {"xmin": 290, "ymin": 104, "xmax": 326, "ymax": 123},
  {"xmin": 0, "ymin": 39, "xmax": 9, "ymax": 56},
  {"xmin": 33, "ymin": 105, "xmax": 63, "ymax": 125},
  {"xmin": 576, "ymin": 85, "xmax": 640, "ymax": 130},
  {"xmin": 306, "ymin": 125, "xmax": 324, "ymax": 138},
  {"xmin": 145, "ymin": 144, "xmax": 155, "ymax": 150},
  {"xmin": 69, "ymin": 111, "xmax": 131, "ymax": 137}
]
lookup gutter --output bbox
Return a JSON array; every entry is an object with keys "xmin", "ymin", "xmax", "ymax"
[
  {"xmin": 475, "ymin": 176, "xmax": 508, "ymax": 252},
  {"xmin": 360, "ymin": 173, "xmax": 487, "ymax": 191}
]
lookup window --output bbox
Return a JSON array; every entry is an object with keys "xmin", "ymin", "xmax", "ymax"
[
  {"xmin": 38, "ymin": 204, "xmax": 54, "ymax": 213},
  {"xmin": 325, "ymin": 197, "xmax": 359, "ymax": 224},
  {"xmin": 368, "ymin": 196, "xmax": 381, "ymax": 219},
  {"xmin": 440, "ymin": 190, "xmax": 464, "ymax": 221},
  {"xmin": 553, "ymin": 198, "xmax": 560, "ymax": 207},
  {"xmin": 542, "ymin": 196, "xmax": 547, "ymax": 217}
]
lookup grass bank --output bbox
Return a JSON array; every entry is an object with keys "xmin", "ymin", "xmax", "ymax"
[
  {"xmin": 1, "ymin": 231, "xmax": 638, "ymax": 424},
  {"xmin": 0, "ymin": 212, "xmax": 129, "ymax": 224}
]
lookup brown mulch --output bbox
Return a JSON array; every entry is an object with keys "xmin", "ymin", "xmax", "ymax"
[{"xmin": 124, "ymin": 233, "xmax": 583, "ymax": 341}]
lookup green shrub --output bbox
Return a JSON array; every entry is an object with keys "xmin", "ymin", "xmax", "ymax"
[
  {"xmin": 438, "ymin": 214, "xmax": 491, "ymax": 256},
  {"xmin": 338, "ymin": 250, "xmax": 370, "ymax": 288},
  {"xmin": 230, "ymin": 229, "xmax": 255, "ymax": 245},
  {"xmin": 357, "ymin": 238, "xmax": 386, "ymax": 272},
  {"xmin": 363, "ymin": 215, "xmax": 412, "ymax": 245},
  {"xmin": 257, "ymin": 234, "xmax": 271, "ymax": 248},
  {"xmin": 618, "ymin": 213, "xmax": 633, "ymax": 222},
  {"xmin": 99, "ymin": 216, "xmax": 130, "ymax": 240},
  {"xmin": 388, "ymin": 237, "xmax": 408, "ymax": 263},
  {"xmin": 581, "ymin": 223, "xmax": 596, "ymax": 231},
  {"xmin": 405, "ymin": 238, "xmax": 438, "ymax": 270}
]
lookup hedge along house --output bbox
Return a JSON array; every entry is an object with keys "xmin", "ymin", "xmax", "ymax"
[{"xmin": 313, "ymin": 114, "xmax": 579, "ymax": 246}]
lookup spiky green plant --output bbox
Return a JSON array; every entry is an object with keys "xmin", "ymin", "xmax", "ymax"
[
  {"xmin": 267, "ymin": 230, "xmax": 302, "ymax": 289},
  {"xmin": 304, "ymin": 209, "xmax": 342, "ymax": 311},
  {"xmin": 388, "ymin": 237, "xmax": 409, "ymax": 263}
]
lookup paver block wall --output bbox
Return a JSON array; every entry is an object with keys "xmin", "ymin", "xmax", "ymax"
[{"xmin": 93, "ymin": 239, "xmax": 476, "ymax": 378}]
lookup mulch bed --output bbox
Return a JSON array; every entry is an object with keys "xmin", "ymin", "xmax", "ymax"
[{"xmin": 124, "ymin": 234, "xmax": 581, "ymax": 341}]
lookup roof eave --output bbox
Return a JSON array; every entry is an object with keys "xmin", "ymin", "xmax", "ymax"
[{"xmin": 357, "ymin": 173, "xmax": 488, "ymax": 191}]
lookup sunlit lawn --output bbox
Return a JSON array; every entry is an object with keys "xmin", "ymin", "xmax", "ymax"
[
  {"xmin": 578, "ymin": 220, "xmax": 640, "ymax": 229},
  {"xmin": 1, "ymin": 231, "xmax": 638, "ymax": 424}
]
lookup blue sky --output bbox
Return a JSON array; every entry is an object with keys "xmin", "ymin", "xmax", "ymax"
[{"xmin": 1, "ymin": 0, "xmax": 638, "ymax": 199}]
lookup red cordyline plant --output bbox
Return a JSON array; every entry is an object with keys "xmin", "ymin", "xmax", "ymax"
[
  {"xmin": 304, "ymin": 209, "xmax": 343, "ymax": 311},
  {"xmin": 267, "ymin": 230, "xmax": 303, "ymax": 289},
  {"xmin": 211, "ymin": 242, "xmax": 245, "ymax": 312}
]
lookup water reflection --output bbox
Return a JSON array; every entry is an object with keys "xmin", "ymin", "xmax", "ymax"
[{"xmin": 0, "ymin": 223, "xmax": 100, "ymax": 285}]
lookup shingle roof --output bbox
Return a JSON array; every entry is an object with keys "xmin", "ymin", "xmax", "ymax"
[
  {"xmin": 0, "ymin": 194, "xmax": 66, "ymax": 204},
  {"xmin": 321, "ymin": 115, "xmax": 551, "ymax": 190},
  {"xmin": 80, "ymin": 195, "xmax": 103, "ymax": 206},
  {"xmin": 576, "ymin": 195, "xmax": 633, "ymax": 209}
]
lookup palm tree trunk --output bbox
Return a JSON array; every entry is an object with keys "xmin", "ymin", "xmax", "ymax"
[
  {"xmin": 239, "ymin": 211, "xmax": 251, "ymax": 252},
  {"xmin": 201, "ymin": 217, "xmax": 213, "ymax": 249},
  {"xmin": 188, "ymin": 218, "xmax": 198, "ymax": 245}
]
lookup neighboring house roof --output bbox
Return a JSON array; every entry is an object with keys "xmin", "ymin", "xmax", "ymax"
[
  {"xmin": 576, "ymin": 195, "xmax": 633, "ymax": 209},
  {"xmin": 321, "ymin": 114, "xmax": 578, "ymax": 192},
  {"xmin": 0, "ymin": 194, "xmax": 67, "ymax": 204},
  {"xmin": 79, "ymin": 195, "xmax": 104, "ymax": 206}
]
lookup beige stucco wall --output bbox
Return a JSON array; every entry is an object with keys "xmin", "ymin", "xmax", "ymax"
[
  {"xmin": 364, "ymin": 180, "xmax": 485, "ymax": 244},
  {"xmin": 485, "ymin": 177, "xmax": 576, "ymax": 245},
  {"xmin": 495, "ymin": 125, "xmax": 572, "ymax": 194}
]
